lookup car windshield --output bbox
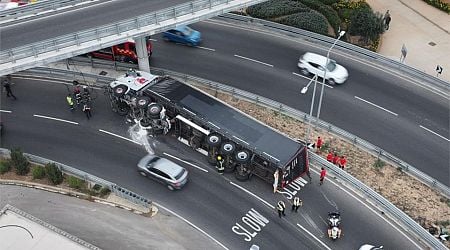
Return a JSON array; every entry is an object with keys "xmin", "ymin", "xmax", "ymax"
[
  {"xmin": 147, "ymin": 156, "xmax": 160, "ymax": 166},
  {"xmin": 174, "ymin": 168, "xmax": 185, "ymax": 180},
  {"xmin": 326, "ymin": 60, "xmax": 337, "ymax": 71},
  {"xmin": 181, "ymin": 26, "xmax": 194, "ymax": 36}
]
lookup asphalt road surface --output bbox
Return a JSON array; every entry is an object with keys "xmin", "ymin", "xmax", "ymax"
[{"xmin": 0, "ymin": 78, "xmax": 423, "ymax": 250}]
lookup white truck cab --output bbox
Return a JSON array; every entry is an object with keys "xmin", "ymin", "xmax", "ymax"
[{"xmin": 109, "ymin": 69, "xmax": 160, "ymax": 96}]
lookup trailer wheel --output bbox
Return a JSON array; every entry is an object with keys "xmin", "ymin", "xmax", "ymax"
[
  {"xmin": 117, "ymin": 102, "xmax": 129, "ymax": 116},
  {"xmin": 140, "ymin": 118, "xmax": 151, "ymax": 128},
  {"xmin": 147, "ymin": 103, "xmax": 162, "ymax": 119},
  {"xmin": 224, "ymin": 161, "xmax": 236, "ymax": 173},
  {"xmin": 235, "ymin": 150, "xmax": 250, "ymax": 164},
  {"xmin": 234, "ymin": 164, "xmax": 251, "ymax": 181},
  {"xmin": 206, "ymin": 133, "xmax": 221, "ymax": 147},
  {"xmin": 113, "ymin": 84, "xmax": 128, "ymax": 98},
  {"xmin": 220, "ymin": 142, "xmax": 236, "ymax": 155},
  {"xmin": 136, "ymin": 96, "xmax": 151, "ymax": 109}
]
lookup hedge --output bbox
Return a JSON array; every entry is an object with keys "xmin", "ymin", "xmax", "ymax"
[
  {"xmin": 32, "ymin": 166, "xmax": 46, "ymax": 179},
  {"xmin": 0, "ymin": 160, "xmax": 11, "ymax": 174},
  {"xmin": 296, "ymin": 0, "xmax": 341, "ymax": 32},
  {"xmin": 67, "ymin": 176, "xmax": 85, "ymax": 190},
  {"xmin": 277, "ymin": 11, "xmax": 329, "ymax": 35},
  {"xmin": 423, "ymin": 0, "xmax": 450, "ymax": 13},
  {"xmin": 45, "ymin": 163, "xmax": 63, "ymax": 185},
  {"xmin": 11, "ymin": 148, "xmax": 30, "ymax": 176},
  {"xmin": 247, "ymin": 0, "xmax": 310, "ymax": 19}
]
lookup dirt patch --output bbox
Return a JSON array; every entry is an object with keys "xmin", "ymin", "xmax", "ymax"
[{"xmin": 199, "ymin": 87, "xmax": 450, "ymax": 247}]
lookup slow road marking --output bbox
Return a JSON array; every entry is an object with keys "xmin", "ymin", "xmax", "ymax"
[
  {"xmin": 163, "ymin": 152, "xmax": 208, "ymax": 173},
  {"xmin": 234, "ymin": 54, "xmax": 273, "ymax": 67},
  {"xmin": 420, "ymin": 125, "xmax": 450, "ymax": 142},
  {"xmin": 33, "ymin": 114, "xmax": 78, "ymax": 125},
  {"xmin": 354, "ymin": 96, "xmax": 398, "ymax": 116}
]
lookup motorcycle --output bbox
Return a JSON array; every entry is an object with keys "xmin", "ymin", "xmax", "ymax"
[{"xmin": 327, "ymin": 212, "xmax": 342, "ymax": 240}]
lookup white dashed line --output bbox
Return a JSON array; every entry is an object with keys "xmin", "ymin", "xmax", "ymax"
[
  {"xmin": 292, "ymin": 72, "xmax": 333, "ymax": 89},
  {"xmin": 196, "ymin": 46, "xmax": 216, "ymax": 51},
  {"xmin": 229, "ymin": 181, "xmax": 274, "ymax": 209},
  {"xmin": 419, "ymin": 125, "xmax": 450, "ymax": 142},
  {"xmin": 0, "ymin": 110, "xmax": 12, "ymax": 113},
  {"xmin": 148, "ymin": 38, "xmax": 158, "ymax": 42},
  {"xmin": 234, "ymin": 54, "xmax": 273, "ymax": 67},
  {"xmin": 98, "ymin": 129, "xmax": 141, "ymax": 145},
  {"xmin": 163, "ymin": 152, "xmax": 208, "ymax": 173},
  {"xmin": 296, "ymin": 224, "xmax": 332, "ymax": 250},
  {"xmin": 354, "ymin": 96, "xmax": 398, "ymax": 116},
  {"xmin": 33, "ymin": 114, "xmax": 78, "ymax": 125},
  {"xmin": 154, "ymin": 201, "xmax": 229, "ymax": 250}
]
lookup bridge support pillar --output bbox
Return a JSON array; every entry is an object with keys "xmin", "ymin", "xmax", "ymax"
[{"xmin": 134, "ymin": 35, "xmax": 151, "ymax": 73}]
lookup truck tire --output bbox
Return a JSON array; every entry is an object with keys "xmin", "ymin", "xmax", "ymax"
[
  {"xmin": 140, "ymin": 118, "xmax": 152, "ymax": 128},
  {"xmin": 147, "ymin": 103, "xmax": 162, "ymax": 119},
  {"xmin": 206, "ymin": 133, "xmax": 221, "ymax": 147},
  {"xmin": 234, "ymin": 164, "xmax": 251, "ymax": 181},
  {"xmin": 136, "ymin": 96, "xmax": 151, "ymax": 109},
  {"xmin": 117, "ymin": 101, "xmax": 129, "ymax": 116},
  {"xmin": 224, "ymin": 161, "xmax": 236, "ymax": 173},
  {"xmin": 235, "ymin": 150, "xmax": 250, "ymax": 164},
  {"xmin": 220, "ymin": 142, "xmax": 236, "ymax": 155},
  {"xmin": 113, "ymin": 85, "xmax": 128, "ymax": 98}
]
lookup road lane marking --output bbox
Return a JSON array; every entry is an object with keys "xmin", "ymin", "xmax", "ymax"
[
  {"xmin": 196, "ymin": 46, "xmax": 216, "ymax": 51},
  {"xmin": 420, "ymin": 125, "xmax": 450, "ymax": 142},
  {"xmin": 292, "ymin": 72, "xmax": 333, "ymax": 89},
  {"xmin": 354, "ymin": 96, "xmax": 398, "ymax": 116},
  {"xmin": 33, "ymin": 114, "xmax": 78, "ymax": 125},
  {"xmin": 98, "ymin": 129, "xmax": 141, "ymax": 145},
  {"xmin": 296, "ymin": 224, "xmax": 332, "ymax": 250},
  {"xmin": 229, "ymin": 181, "xmax": 274, "ymax": 209},
  {"xmin": 148, "ymin": 38, "xmax": 157, "ymax": 42},
  {"xmin": 163, "ymin": 152, "xmax": 208, "ymax": 173},
  {"xmin": 154, "ymin": 201, "xmax": 229, "ymax": 250},
  {"xmin": 0, "ymin": 110, "xmax": 12, "ymax": 113},
  {"xmin": 234, "ymin": 54, "xmax": 273, "ymax": 67}
]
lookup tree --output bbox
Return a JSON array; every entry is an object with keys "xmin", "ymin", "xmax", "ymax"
[{"xmin": 348, "ymin": 7, "xmax": 384, "ymax": 44}]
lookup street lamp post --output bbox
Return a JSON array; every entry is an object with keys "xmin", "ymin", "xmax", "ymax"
[
  {"xmin": 316, "ymin": 31, "xmax": 346, "ymax": 121},
  {"xmin": 301, "ymin": 74, "xmax": 318, "ymax": 144}
]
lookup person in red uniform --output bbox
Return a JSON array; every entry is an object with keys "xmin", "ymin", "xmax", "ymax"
[
  {"xmin": 326, "ymin": 151, "xmax": 333, "ymax": 162},
  {"xmin": 338, "ymin": 156, "xmax": 347, "ymax": 169},
  {"xmin": 319, "ymin": 167, "xmax": 327, "ymax": 185},
  {"xmin": 332, "ymin": 153, "xmax": 339, "ymax": 165},
  {"xmin": 316, "ymin": 136, "xmax": 323, "ymax": 153}
]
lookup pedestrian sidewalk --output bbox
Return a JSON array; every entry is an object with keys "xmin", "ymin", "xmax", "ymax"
[{"xmin": 366, "ymin": 0, "xmax": 450, "ymax": 82}]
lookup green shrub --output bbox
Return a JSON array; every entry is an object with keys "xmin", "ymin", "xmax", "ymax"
[
  {"xmin": 373, "ymin": 158, "xmax": 386, "ymax": 170},
  {"xmin": 348, "ymin": 7, "xmax": 384, "ymax": 43},
  {"xmin": 277, "ymin": 11, "xmax": 329, "ymax": 35},
  {"xmin": 0, "ymin": 160, "xmax": 12, "ymax": 174},
  {"xmin": 298, "ymin": 0, "xmax": 341, "ymax": 32},
  {"xmin": 45, "ymin": 163, "xmax": 63, "ymax": 185},
  {"xmin": 10, "ymin": 148, "xmax": 30, "ymax": 175},
  {"xmin": 32, "ymin": 166, "xmax": 46, "ymax": 179},
  {"xmin": 423, "ymin": 0, "xmax": 450, "ymax": 14},
  {"xmin": 247, "ymin": 0, "xmax": 310, "ymax": 19},
  {"xmin": 99, "ymin": 187, "xmax": 111, "ymax": 197},
  {"xmin": 67, "ymin": 176, "xmax": 85, "ymax": 190}
]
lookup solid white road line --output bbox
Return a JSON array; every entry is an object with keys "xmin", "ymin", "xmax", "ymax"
[
  {"xmin": 229, "ymin": 181, "xmax": 274, "ymax": 209},
  {"xmin": 292, "ymin": 72, "xmax": 334, "ymax": 89},
  {"xmin": 354, "ymin": 96, "xmax": 398, "ymax": 116},
  {"xmin": 163, "ymin": 152, "xmax": 208, "ymax": 173},
  {"xmin": 296, "ymin": 224, "xmax": 332, "ymax": 250},
  {"xmin": 148, "ymin": 38, "xmax": 158, "ymax": 42},
  {"xmin": 196, "ymin": 46, "xmax": 216, "ymax": 51},
  {"xmin": 98, "ymin": 129, "xmax": 141, "ymax": 145},
  {"xmin": 0, "ymin": 110, "xmax": 12, "ymax": 113},
  {"xmin": 33, "ymin": 114, "xmax": 78, "ymax": 125},
  {"xmin": 234, "ymin": 54, "xmax": 273, "ymax": 67},
  {"xmin": 420, "ymin": 125, "xmax": 450, "ymax": 142},
  {"xmin": 154, "ymin": 201, "xmax": 229, "ymax": 250}
]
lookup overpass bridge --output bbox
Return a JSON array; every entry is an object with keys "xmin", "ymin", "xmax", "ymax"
[{"xmin": 0, "ymin": 0, "xmax": 266, "ymax": 76}]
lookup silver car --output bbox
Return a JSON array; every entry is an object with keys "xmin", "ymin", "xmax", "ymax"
[{"xmin": 137, "ymin": 154, "xmax": 189, "ymax": 190}]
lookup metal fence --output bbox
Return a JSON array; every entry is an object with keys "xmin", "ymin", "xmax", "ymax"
[
  {"xmin": 218, "ymin": 13, "xmax": 450, "ymax": 92},
  {"xmin": 0, "ymin": 148, "xmax": 152, "ymax": 209}
]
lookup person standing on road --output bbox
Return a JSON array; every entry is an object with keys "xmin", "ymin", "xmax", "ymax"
[
  {"xmin": 66, "ymin": 94, "xmax": 74, "ymax": 111},
  {"xmin": 83, "ymin": 103, "xmax": 92, "ymax": 119},
  {"xmin": 291, "ymin": 196, "xmax": 302, "ymax": 212},
  {"xmin": 3, "ymin": 77, "xmax": 17, "ymax": 100},
  {"xmin": 316, "ymin": 136, "xmax": 323, "ymax": 153},
  {"xmin": 319, "ymin": 167, "xmax": 327, "ymax": 185},
  {"xmin": 216, "ymin": 155, "xmax": 225, "ymax": 174},
  {"xmin": 383, "ymin": 10, "xmax": 392, "ymax": 30},
  {"xmin": 277, "ymin": 201, "xmax": 286, "ymax": 218},
  {"xmin": 338, "ymin": 155, "xmax": 347, "ymax": 170}
]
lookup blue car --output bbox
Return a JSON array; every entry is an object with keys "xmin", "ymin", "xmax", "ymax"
[{"xmin": 162, "ymin": 25, "xmax": 201, "ymax": 46}]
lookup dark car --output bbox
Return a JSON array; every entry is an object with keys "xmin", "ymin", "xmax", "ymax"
[{"xmin": 137, "ymin": 154, "xmax": 188, "ymax": 190}]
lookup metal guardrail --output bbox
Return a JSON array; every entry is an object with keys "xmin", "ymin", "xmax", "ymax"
[
  {"xmin": 0, "ymin": 0, "xmax": 90, "ymax": 20},
  {"xmin": 218, "ymin": 13, "xmax": 450, "ymax": 91},
  {"xmin": 12, "ymin": 66, "xmax": 449, "ymax": 249},
  {"xmin": 0, "ymin": 148, "xmax": 152, "ymax": 209},
  {"xmin": 0, "ymin": 0, "xmax": 266, "ymax": 75}
]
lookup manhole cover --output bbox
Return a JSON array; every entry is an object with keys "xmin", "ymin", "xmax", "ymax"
[{"xmin": 428, "ymin": 41, "xmax": 436, "ymax": 46}]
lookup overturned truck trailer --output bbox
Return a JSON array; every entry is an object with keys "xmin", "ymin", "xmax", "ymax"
[{"xmin": 107, "ymin": 70, "xmax": 308, "ymax": 188}]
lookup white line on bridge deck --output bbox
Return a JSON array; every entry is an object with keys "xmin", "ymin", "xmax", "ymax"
[
  {"xmin": 420, "ymin": 125, "xmax": 450, "ymax": 142},
  {"xmin": 234, "ymin": 54, "xmax": 273, "ymax": 67},
  {"xmin": 354, "ymin": 96, "xmax": 398, "ymax": 116},
  {"xmin": 33, "ymin": 114, "xmax": 78, "ymax": 125}
]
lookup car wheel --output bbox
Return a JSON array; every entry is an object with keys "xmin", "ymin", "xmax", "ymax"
[
  {"xmin": 139, "ymin": 171, "xmax": 147, "ymax": 177},
  {"xmin": 167, "ymin": 185, "xmax": 175, "ymax": 191},
  {"xmin": 300, "ymin": 68, "xmax": 310, "ymax": 76},
  {"xmin": 328, "ymin": 78, "xmax": 336, "ymax": 85}
]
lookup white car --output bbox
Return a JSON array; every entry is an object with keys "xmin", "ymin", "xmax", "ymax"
[
  {"xmin": 358, "ymin": 244, "xmax": 383, "ymax": 250},
  {"xmin": 298, "ymin": 52, "xmax": 349, "ymax": 85}
]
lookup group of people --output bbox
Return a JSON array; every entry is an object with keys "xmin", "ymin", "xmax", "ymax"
[
  {"xmin": 326, "ymin": 152, "xmax": 347, "ymax": 170},
  {"xmin": 276, "ymin": 197, "xmax": 302, "ymax": 218},
  {"xmin": 66, "ymin": 81, "xmax": 93, "ymax": 119}
]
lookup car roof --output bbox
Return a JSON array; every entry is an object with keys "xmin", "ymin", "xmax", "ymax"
[
  {"xmin": 152, "ymin": 158, "xmax": 184, "ymax": 178},
  {"xmin": 303, "ymin": 52, "xmax": 328, "ymax": 65}
]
